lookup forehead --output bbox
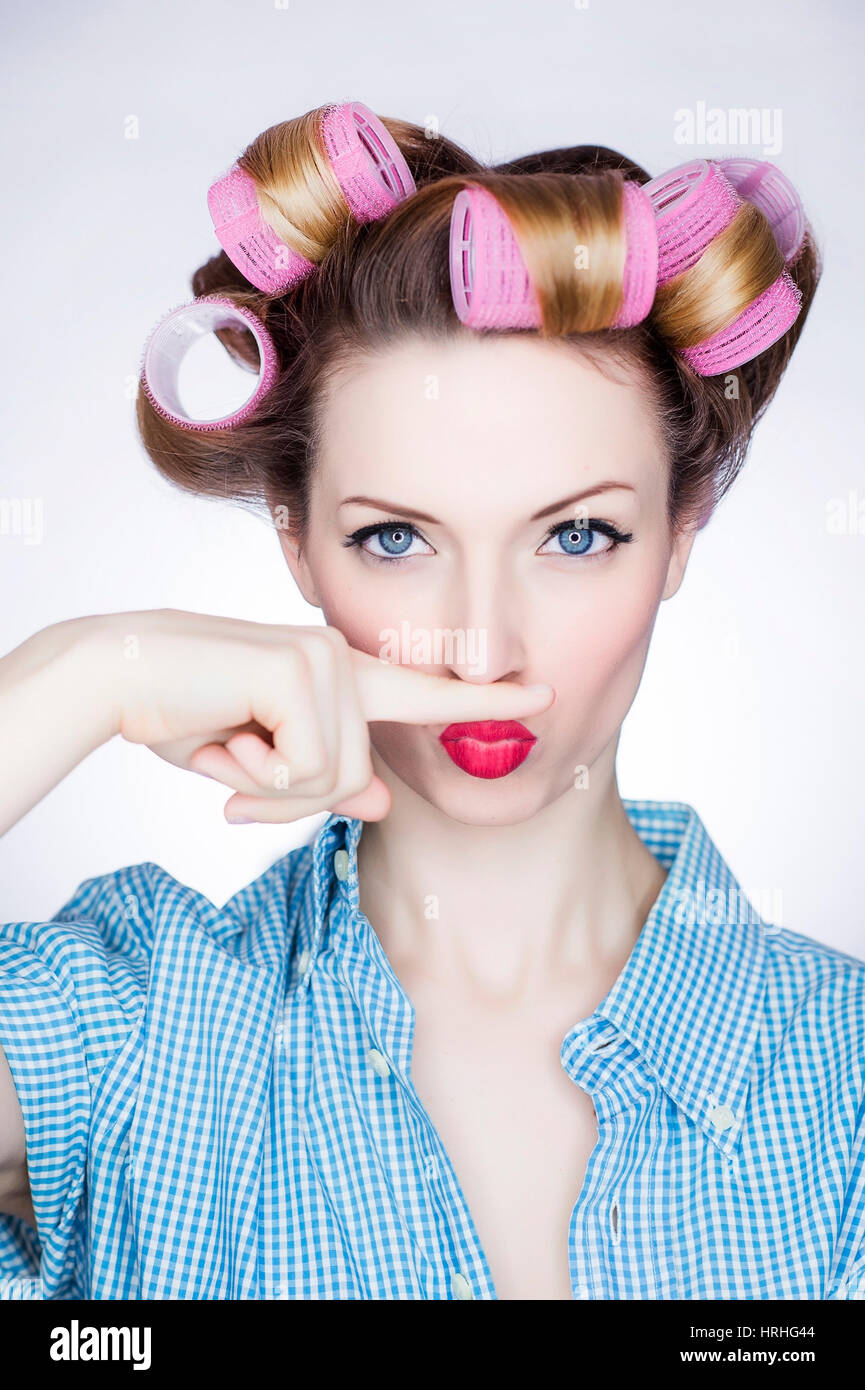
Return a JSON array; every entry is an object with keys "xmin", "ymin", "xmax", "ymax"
[{"xmin": 313, "ymin": 333, "xmax": 666, "ymax": 509}]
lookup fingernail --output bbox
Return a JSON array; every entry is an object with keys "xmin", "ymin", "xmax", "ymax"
[{"xmin": 226, "ymin": 815, "xmax": 253, "ymax": 825}]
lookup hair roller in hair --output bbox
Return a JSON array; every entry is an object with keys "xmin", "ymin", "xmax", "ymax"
[
  {"xmin": 449, "ymin": 177, "xmax": 658, "ymax": 331},
  {"xmin": 139, "ymin": 295, "xmax": 279, "ymax": 432},
  {"xmin": 208, "ymin": 101, "xmax": 416, "ymax": 294}
]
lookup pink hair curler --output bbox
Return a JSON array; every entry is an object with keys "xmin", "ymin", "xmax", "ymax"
[
  {"xmin": 139, "ymin": 295, "xmax": 279, "ymax": 432},
  {"xmin": 207, "ymin": 165, "xmax": 317, "ymax": 296},
  {"xmin": 643, "ymin": 157, "xmax": 804, "ymax": 372},
  {"xmin": 616, "ymin": 179, "xmax": 660, "ymax": 327},
  {"xmin": 643, "ymin": 160, "xmax": 742, "ymax": 285},
  {"xmin": 449, "ymin": 177, "xmax": 658, "ymax": 331},
  {"xmin": 208, "ymin": 101, "xmax": 416, "ymax": 294},
  {"xmin": 450, "ymin": 156, "xmax": 807, "ymax": 375},
  {"xmin": 681, "ymin": 270, "xmax": 802, "ymax": 375},
  {"xmin": 716, "ymin": 158, "xmax": 806, "ymax": 264},
  {"xmin": 320, "ymin": 100, "xmax": 416, "ymax": 220}
]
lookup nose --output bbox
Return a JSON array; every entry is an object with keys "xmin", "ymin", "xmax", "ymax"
[{"xmin": 441, "ymin": 559, "xmax": 528, "ymax": 685}]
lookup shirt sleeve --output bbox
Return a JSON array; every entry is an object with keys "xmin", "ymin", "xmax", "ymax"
[{"xmin": 0, "ymin": 863, "xmax": 153, "ymax": 1299}]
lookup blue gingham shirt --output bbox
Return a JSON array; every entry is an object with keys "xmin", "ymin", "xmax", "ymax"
[{"xmin": 1, "ymin": 799, "xmax": 863, "ymax": 1300}]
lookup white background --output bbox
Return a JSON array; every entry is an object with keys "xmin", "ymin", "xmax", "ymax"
[{"xmin": 0, "ymin": 0, "xmax": 862, "ymax": 954}]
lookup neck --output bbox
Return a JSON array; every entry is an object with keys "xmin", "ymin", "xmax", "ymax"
[{"xmin": 355, "ymin": 744, "xmax": 668, "ymax": 1005}]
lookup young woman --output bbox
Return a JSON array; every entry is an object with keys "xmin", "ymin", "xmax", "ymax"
[{"xmin": 0, "ymin": 101, "xmax": 862, "ymax": 1302}]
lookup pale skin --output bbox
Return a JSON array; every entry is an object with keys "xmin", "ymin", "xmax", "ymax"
[{"xmin": 0, "ymin": 332, "xmax": 697, "ymax": 1298}]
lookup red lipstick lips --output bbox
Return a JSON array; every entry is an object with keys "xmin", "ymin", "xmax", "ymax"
[{"xmin": 438, "ymin": 719, "xmax": 537, "ymax": 779}]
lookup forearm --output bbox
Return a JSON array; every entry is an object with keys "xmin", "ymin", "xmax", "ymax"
[{"xmin": 0, "ymin": 617, "xmax": 119, "ymax": 837}]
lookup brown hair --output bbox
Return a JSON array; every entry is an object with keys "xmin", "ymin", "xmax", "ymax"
[{"xmin": 135, "ymin": 107, "xmax": 822, "ymax": 544}]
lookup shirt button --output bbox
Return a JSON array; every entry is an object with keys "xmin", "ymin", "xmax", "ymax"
[
  {"xmin": 333, "ymin": 849, "xmax": 349, "ymax": 881},
  {"xmin": 710, "ymin": 1104, "xmax": 736, "ymax": 1132},
  {"xmin": 573, "ymin": 1283, "xmax": 590, "ymax": 1299},
  {"xmin": 451, "ymin": 1270, "xmax": 474, "ymax": 1300},
  {"xmin": 367, "ymin": 1047, "xmax": 391, "ymax": 1078},
  {"xmin": 297, "ymin": 948, "xmax": 311, "ymax": 975}
]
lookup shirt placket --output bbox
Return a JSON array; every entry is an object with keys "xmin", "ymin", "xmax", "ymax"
[
  {"xmin": 351, "ymin": 905, "xmax": 497, "ymax": 1299},
  {"xmin": 326, "ymin": 835, "xmax": 499, "ymax": 1298},
  {"xmin": 560, "ymin": 1015, "xmax": 654, "ymax": 1300}
]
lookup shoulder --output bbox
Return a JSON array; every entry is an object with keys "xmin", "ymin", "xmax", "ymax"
[
  {"xmin": 0, "ymin": 843, "xmax": 316, "ymax": 1193},
  {"xmin": 762, "ymin": 922, "xmax": 865, "ymax": 1026},
  {"xmin": 0, "ymin": 834, "xmax": 318, "ymax": 1000},
  {"xmin": 757, "ymin": 922, "xmax": 865, "ymax": 1101},
  {"xmin": 0, "ymin": 862, "xmax": 166, "ymax": 1080}
]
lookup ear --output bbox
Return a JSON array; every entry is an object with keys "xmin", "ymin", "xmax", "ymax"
[
  {"xmin": 274, "ymin": 520, "xmax": 323, "ymax": 610},
  {"xmin": 661, "ymin": 522, "xmax": 699, "ymax": 601}
]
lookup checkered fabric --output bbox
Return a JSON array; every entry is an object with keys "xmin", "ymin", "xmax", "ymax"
[{"xmin": 1, "ymin": 800, "xmax": 863, "ymax": 1300}]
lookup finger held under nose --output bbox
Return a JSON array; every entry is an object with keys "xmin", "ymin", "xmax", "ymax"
[{"xmin": 349, "ymin": 648, "xmax": 556, "ymax": 725}]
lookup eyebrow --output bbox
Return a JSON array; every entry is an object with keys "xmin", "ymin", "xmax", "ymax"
[{"xmin": 339, "ymin": 483, "xmax": 636, "ymax": 525}]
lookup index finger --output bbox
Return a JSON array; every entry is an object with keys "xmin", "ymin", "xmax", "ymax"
[{"xmin": 348, "ymin": 647, "xmax": 555, "ymax": 725}]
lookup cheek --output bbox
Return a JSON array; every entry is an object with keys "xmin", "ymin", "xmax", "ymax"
[
  {"xmin": 314, "ymin": 566, "xmax": 456, "ymax": 666},
  {"xmin": 539, "ymin": 568, "xmax": 663, "ymax": 714},
  {"xmin": 313, "ymin": 574, "xmax": 393, "ymax": 658}
]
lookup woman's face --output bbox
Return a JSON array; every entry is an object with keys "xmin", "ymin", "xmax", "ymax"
[{"xmin": 279, "ymin": 333, "xmax": 697, "ymax": 826}]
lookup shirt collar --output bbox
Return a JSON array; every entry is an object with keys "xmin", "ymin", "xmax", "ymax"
[{"xmin": 301, "ymin": 799, "xmax": 768, "ymax": 1157}]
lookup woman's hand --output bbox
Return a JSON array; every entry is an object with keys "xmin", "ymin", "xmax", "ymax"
[{"xmin": 88, "ymin": 608, "xmax": 555, "ymax": 824}]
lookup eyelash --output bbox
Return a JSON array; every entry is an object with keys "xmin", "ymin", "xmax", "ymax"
[{"xmin": 341, "ymin": 517, "xmax": 635, "ymax": 565}]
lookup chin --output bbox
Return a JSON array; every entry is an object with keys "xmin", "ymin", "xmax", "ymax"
[
  {"xmin": 420, "ymin": 782, "xmax": 552, "ymax": 827},
  {"xmin": 428, "ymin": 799, "xmax": 548, "ymax": 828},
  {"xmin": 373, "ymin": 742, "xmax": 562, "ymax": 827}
]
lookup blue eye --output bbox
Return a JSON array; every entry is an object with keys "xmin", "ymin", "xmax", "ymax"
[
  {"xmin": 538, "ymin": 519, "xmax": 633, "ymax": 559},
  {"xmin": 541, "ymin": 524, "xmax": 607, "ymax": 557},
  {"xmin": 366, "ymin": 525, "xmax": 414, "ymax": 557},
  {"xmin": 342, "ymin": 521, "xmax": 433, "ymax": 562}
]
